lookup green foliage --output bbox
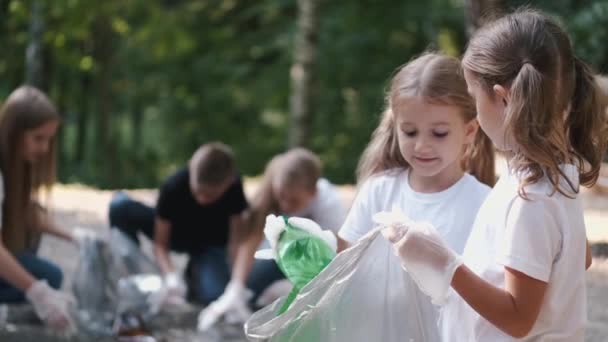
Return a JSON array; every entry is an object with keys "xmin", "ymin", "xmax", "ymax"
[
  {"xmin": 505, "ymin": 0, "xmax": 608, "ymax": 72},
  {"xmin": 1, "ymin": 0, "xmax": 605, "ymax": 188}
]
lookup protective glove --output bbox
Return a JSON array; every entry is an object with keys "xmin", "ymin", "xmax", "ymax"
[
  {"xmin": 379, "ymin": 211, "xmax": 463, "ymax": 305},
  {"xmin": 255, "ymin": 215, "xmax": 337, "ymax": 314},
  {"xmin": 197, "ymin": 280, "xmax": 253, "ymax": 331},
  {"xmin": 162, "ymin": 272, "xmax": 187, "ymax": 306},
  {"xmin": 25, "ymin": 279, "xmax": 77, "ymax": 336},
  {"xmin": 372, "ymin": 205, "xmax": 412, "ymax": 230}
]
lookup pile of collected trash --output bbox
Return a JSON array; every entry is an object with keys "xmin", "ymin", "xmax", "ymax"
[{"xmin": 71, "ymin": 229, "xmax": 167, "ymax": 340}]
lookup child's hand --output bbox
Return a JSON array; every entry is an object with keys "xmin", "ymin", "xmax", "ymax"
[
  {"xmin": 162, "ymin": 272, "xmax": 187, "ymax": 305},
  {"xmin": 380, "ymin": 215, "xmax": 463, "ymax": 305},
  {"xmin": 197, "ymin": 281, "xmax": 252, "ymax": 331},
  {"xmin": 25, "ymin": 280, "xmax": 78, "ymax": 337}
]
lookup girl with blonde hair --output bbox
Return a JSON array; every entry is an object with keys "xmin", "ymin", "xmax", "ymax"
[{"xmin": 338, "ymin": 52, "xmax": 495, "ymax": 339}]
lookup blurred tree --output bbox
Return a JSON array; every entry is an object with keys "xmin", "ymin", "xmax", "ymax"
[
  {"xmin": 2, "ymin": 0, "xmax": 602, "ymax": 189},
  {"xmin": 24, "ymin": 0, "xmax": 44, "ymax": 89},
  {"xmin": 465, "ymin": 0, "xmax": 505, "ymax": 35},
  {"xmin": 288, "ymin": 0, "xmax": 319, "ymax": 149}
]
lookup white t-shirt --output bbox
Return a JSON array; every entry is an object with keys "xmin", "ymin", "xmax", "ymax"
[
  {"xmin": 442, "ymin": 164, "xmax": 586, "ymax": 341},
  {"xmin": 338, "ymin": 168, "xmax": 490, "ymax": 341},
  {"xmin": 292, "ymin": 178, "xmax": 347, "ymax": 234},
  {"xmin": 259, "ymin": 178, "xmax": 347, "ymax": 249},
  {"xmin": 339, "ymin": 169, "xmax": 490, "ymax": 254}
]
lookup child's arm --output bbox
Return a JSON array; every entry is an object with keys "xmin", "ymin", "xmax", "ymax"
[
  {"xmin": 337, "ymin": 237, "xmax": 351, "ymax": 252},
  {"xmin": 0, "ymin": 241, "xmax": 36, "ymax": 291},
  {"xmin": 229, "ymin": 217, "xmax": 265, "ymax": 284},
  {"xmin": 586, "ymin": 239, "xmax": 592, "ymax": 270},
  {"xmin": 383, "ymin": 198, "xmax": 556, "ymax": 339},
  {"xmin": 153, "ymin": 217, "xmax": 174, "ymax": 274},
  {"xmin": 451, "ymin": 264, "xmax": 547, "ymax": 338},
  {"xmin": 32, "ymin": 203, "xmax": 74, "ymax": 242},
  {"xmin": 38, "ymin": 219, "xmax": 74, "ymax": 241}
]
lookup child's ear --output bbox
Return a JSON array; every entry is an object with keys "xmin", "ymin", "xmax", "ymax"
[
  {"xmin": 492, "ymin": 84, "xmax": 510, "ymax": 107},
  {"xmin": 464, "ymin": 119, "xmax": 479, "ymax": 144}
]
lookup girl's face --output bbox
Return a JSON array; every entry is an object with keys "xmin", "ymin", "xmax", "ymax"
[
  {"xmin": 273, "ymin": 183, "xmax": 316, "ymax": 215},
  {"xmin": 463, "ymin": 69, "xmax": 511, "ymax": 151},
  {"xmin": 22, "ymin": 119, "xmax": 59, "ymax": 164},
  {"xmin": 395, "ymin": 97, "xmax": 477, "ymax": 187}
]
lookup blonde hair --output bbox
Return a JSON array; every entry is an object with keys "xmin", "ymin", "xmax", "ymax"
[
  {"xmin": 0, "ymin": 86, "xmax": 59, "ymax": 253},
  {"xmin": 357, "ymin": 52, "xmax": 496, "ymax": 186},
  {"xmin": 463, "ymin": 9, "xmax": 608, "ymax": 197},
  {"xmin": 247, "ymin": 148, "xmax": 322, "ymax": 234}
]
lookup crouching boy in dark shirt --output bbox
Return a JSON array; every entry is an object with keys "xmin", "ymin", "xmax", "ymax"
[{"xmin": 109, "ymin": 142, "xmax": 251, "ymax": 309}]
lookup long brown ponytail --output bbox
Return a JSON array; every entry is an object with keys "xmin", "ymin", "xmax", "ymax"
[{"xmin": 463, "ymin": 9, "xmax": 607, "ymax": 196}]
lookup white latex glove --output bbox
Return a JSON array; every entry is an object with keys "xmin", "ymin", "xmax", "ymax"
[
  {"xmin": 197, "ymin": 281, "xmax": 253, "ymax": 331},
  {"xmin": 382, "ymin": 220, "xmax": 463, "ymax": 305},
  {"xmin": 163, "ymin": 272, "xmax": 187, "ymax": 305},
  {"xmin": 254, "ymin": 215, "xmax": 338, "ymax": 260},
  {"xmin": 25, "ymin": 280, "xmax": 77, "ymax": 336},
  {"xmin": 372, "ymin": 205, "xmax": 412, "ymax": 230}
]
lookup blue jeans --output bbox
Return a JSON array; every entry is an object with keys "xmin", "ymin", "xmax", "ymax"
[
  {"xmin": 186, "ymin": 247, "xmax": 231, "ymax": 304},
  {"xmin": 0, "ymin": 253, "xmax": 63, "ymax": 303},
  {"xmin": 109, "ymin": 192, "xmax": 284, "ymax": 305}
]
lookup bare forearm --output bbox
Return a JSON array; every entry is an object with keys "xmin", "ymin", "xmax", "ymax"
[
  {"xmin": 153, "ymin": 217, "xmax": 174, "ymax": 275},
  {"xmin": 337, "ymin": 237, "xmax": 350, "ymax": 253},
  {"xmin": 231, "ymin": 232, "xmax": 263, "ymax": 284},
  {"xmin": 586, "ymin": 239, "xmax": 592, "ymax": 270},
  {"xmin": 153, "ymin": 246, "xmax": 173, "ymax": 275},
  {"xmin": 451, "ymin": 265, "xmax": 537, "ymax": 338},
  {"xmin": 37, "ymin": 215, "xmax": 73, "ymax": 242},
  {"xmin": 0, "ymin": 244, "xmax": 36, "ymax": 291}
]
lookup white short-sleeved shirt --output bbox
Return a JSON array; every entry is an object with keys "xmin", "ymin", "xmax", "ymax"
[
  {"xmin": 292, "ymin": 178, "xmax": 347, "ymax": 234},
  {"xmin": 442, "ymin": 164, "xmax": 587, "ymax": 341},
  {"xmin": 338, "ymin": 168, "xmax": 490, "ymax": 340},
  {"xmin": 338, "ymin": 169, "xmax": 490, "ymax": 254}
]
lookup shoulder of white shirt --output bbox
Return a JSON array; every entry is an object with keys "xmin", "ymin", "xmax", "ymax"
[{"xmin": 506, "ymin": 163, "xmax": 580, "ymax": 199}]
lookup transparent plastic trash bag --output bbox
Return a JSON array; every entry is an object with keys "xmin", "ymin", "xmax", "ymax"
[
  {"xmin": 107, "ymin": 228, "xmax": 161, "ymax": 278},
  {"xmin": 116, "ymin": 274, "xmax": 164, "ymax": 320},
  {"xmin": 245, "ymin": 228, "xmax": 441, "ymax": 342},
  {"xmin": 72, "ymin": 229, "xmax": 163, "ymax": 336},
  {"xmin": 72, "ymin": 236, "xmax": 118, "ymax": 336}
]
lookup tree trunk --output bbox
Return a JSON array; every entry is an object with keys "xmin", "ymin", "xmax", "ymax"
[
  {"xmin": 75, "ymin": 74, "xmax": 91, "ymax": 163},
  {"xmin": 288, "ymin": 0, "xmax": 319, "ymax": 148},
  {"xmin": 92, "ymin": 15, "xmax": 117, "ymax": 187},
  {"xmin": 25, "ymin": 0, "xmax": 45, "ymax": 89},
  {"xmin": 464, "ymin": 0, "xmax": 504, "ymax": 37}
]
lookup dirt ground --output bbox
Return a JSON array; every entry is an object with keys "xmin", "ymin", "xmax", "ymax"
[{"xmin": 0, "ymin": 180, "xmax": 607, "ymax": 341}]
